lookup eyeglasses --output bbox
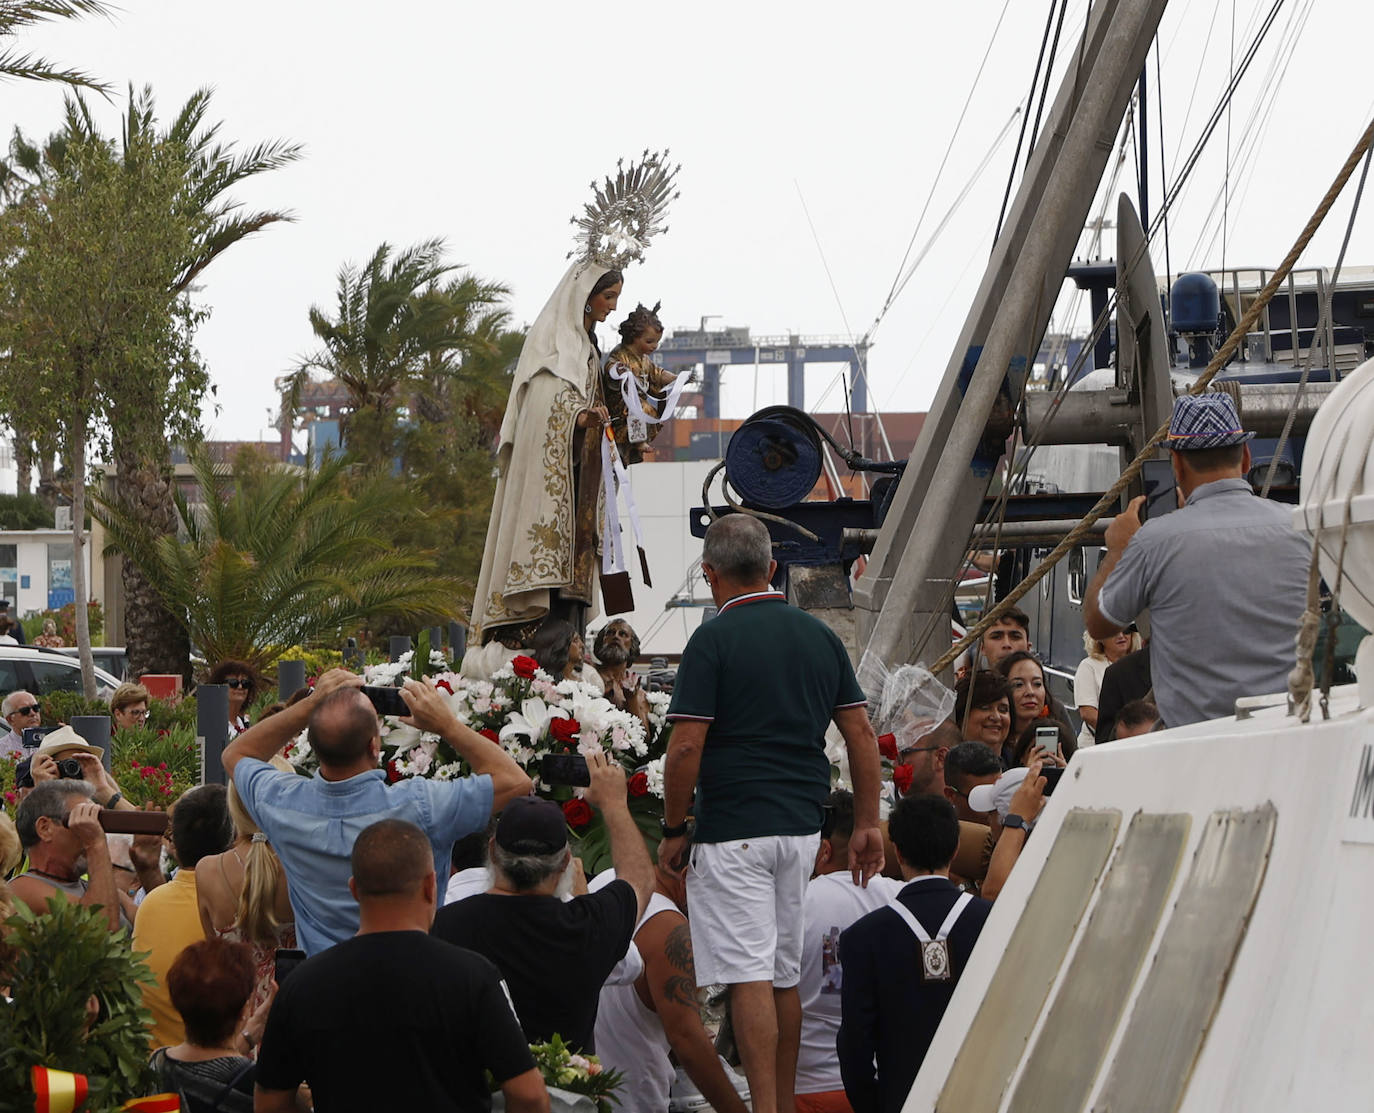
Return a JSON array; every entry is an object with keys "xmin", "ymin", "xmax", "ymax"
[
  {"xmin": 225, "ymin": 679, "xmax": 252, "ymax": 690},
  {"xmin": 125, "ymin": 708, "xmax": 149, "ymax": 720},
  {"xmin": 12, "ymin": 704, "xmax": 40, "ymax": 716}
]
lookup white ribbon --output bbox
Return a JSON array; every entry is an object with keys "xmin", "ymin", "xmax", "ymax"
[
  {"xmin": 600, "ymin": 430, "xmax": 649, "ymax": 577},
  {"xmin": 606, "ymin": 360, "xmax": 689, "ymax": 432}
]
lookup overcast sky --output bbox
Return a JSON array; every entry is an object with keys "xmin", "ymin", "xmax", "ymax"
[{"xmin": 4, "ymin": 0, "xmax": 1372, "ymax": 456}]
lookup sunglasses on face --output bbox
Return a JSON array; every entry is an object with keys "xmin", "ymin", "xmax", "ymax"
[
  {"xmin": 225, "ymin": 679, "xmax": 252, "ymax": 690},
  {"xmin": 12, "ymin": 704, "xmax": 40, "ymax": 716}
]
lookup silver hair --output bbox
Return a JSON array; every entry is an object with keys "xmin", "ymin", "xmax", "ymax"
[
  {"xmin": 15, "ymin": 779, "xmax": 94, "ymax": 848},
  {"xmin": 1, "ymin": 690, "xmax": 34, "ymax": 717},
  {"xmin": 489, "ymin": 841, "xmax": 570, "ymax": 893},
  {"xmin": 702, "ymin": 515, "xmax": 772, "ymax": 583}
]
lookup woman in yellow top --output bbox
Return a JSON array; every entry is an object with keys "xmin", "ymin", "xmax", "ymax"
[{"xmin": 602, "ymin": 302, "xmax": 681, "ymax": 465}]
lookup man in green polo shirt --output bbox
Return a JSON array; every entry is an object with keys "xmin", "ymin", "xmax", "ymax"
[{"xmin": 660, "ymin": 514, "xmax": 885, "ymax": 1113}]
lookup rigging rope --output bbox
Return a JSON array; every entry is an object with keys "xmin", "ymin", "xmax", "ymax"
[
  {"xmin": 871, "ymin": 0, "xmax": 1016, "ymax": 338},
  {"xmin": 1259, "ymin": 144, "xmax": 1371, "ymax": 498},
  {"xmin": 994, "ymin": 0, "xmax": 1063, "ymax": 246},
  {"xmin": 930, "ymin": 114, "xmax": 1374, "ymax": 676}
]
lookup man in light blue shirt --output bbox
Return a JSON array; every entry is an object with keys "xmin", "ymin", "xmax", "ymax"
[
  {"xmin": 224, "ymin": 670, "xmax": 532, "ymax": 954},
  {"xmin": 1085, "ymin": 393, "xmax": 1310, "ymax": 728}
]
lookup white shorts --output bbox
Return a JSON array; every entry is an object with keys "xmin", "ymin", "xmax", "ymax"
[{"xmin": 687, "ymin": 833, "xmax": 820, "ymax": 988}]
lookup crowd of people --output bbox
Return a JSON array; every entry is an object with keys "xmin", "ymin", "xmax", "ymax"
[{"xmin": 0, "ymin": 393, "xmax": 1315, "ymax": 1113}]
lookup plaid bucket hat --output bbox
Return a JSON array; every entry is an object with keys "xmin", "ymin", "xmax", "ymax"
[{"xmin": 1165, "ymin": 392, "xmax": 1255, "ymax": 450}]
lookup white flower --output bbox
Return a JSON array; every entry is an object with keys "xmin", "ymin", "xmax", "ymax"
[
  {"xmin": 577, "ymin": 738, "xmax": 605, "ymax": 758},
  {"xmin": 499, "ymin": 698, "xmax": 557, "ymax": 745},
  {"xmin": 384, "ymin": 723, "xmax": 424, "ymax": 752},
  {"xmin": 644, "ymin": 755, "xmax": 667, "ymax": 798},
  {"xmin": 408, "ymin": 740, "xmax": 438, "ymax": 776},
  {"xmin": 433, "ymin": 762, "xmax": 464, "ymax": 781}
]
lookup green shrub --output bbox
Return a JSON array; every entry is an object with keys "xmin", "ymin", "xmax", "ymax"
[
  {"xmin": 39, "ymin": 690, "xmax": 111, "ymax": 726},
  {"xmin": 110, "ymin": 725, "xmax": 200, "ymax": 807},
  {"xmin": 0, "ymin": 899, "xmax": 156, "ymax": 1112},
  {"xmin": 273, "ymin": 645, "xmax": 345, "ymax": 683}
]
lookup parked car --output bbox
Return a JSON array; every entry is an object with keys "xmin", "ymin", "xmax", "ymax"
[
  {"xmin": 56, "ymin": 645, "xmax": 129, "ymax": 682},
  {"xmin": 0, "ymin": 646, "xmax": 122, "ymax": 701}
]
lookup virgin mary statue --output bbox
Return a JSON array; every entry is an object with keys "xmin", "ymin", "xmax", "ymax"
[
  {"xmin": 471, "ymin": 262, "xmax": 620, "ymax": 644},
  {"xmin": 471, "ymin": 152, "xmax": 680, "ymax": 646}
]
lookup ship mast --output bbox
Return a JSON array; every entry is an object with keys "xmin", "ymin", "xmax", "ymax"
[{"xmin": 854, "ymin": 0, "xmax": 1172, "ymax": 670}]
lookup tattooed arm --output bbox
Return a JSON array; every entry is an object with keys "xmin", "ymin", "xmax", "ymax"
[{"xmin": 635, "ymin": 910, "xmax": 750, "ymax": 1113}]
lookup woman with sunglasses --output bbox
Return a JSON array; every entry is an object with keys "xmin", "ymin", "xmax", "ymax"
[{"xmin": 208, "ymin": 661, "xmax": 259, "ymax": 736}]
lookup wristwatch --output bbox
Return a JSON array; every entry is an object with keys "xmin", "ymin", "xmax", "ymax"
[
  {"xmin": 102, "ymin": 792, "xmax": 122, "ymax": 809},
  {"xmin": 659, "ymin": 818, "xmax": 690, "ymax": 838},
  {"xmin": 1002, "ymin": 813, "xmax": 1028, "ymax": 831}
]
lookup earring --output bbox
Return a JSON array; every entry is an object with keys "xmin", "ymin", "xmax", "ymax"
[{"xmin": 584, "ymin": 303, "xmax": 593, "ymax": 314}]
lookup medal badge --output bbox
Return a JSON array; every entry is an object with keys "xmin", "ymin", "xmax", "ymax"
[{"xmin": 921, "ymin": 938, "xmax": 952, "ymax": 982}]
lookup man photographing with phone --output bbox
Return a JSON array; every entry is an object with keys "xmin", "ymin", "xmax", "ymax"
[
  {"xmin": 223, "ymin": 668, "xmax": 533, "ymax": 954},
  {"xmin": 1085, "ymin": 392, "xmax": 1310, "ymax": 729}
]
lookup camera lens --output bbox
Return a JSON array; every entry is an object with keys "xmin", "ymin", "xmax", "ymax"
[{"xmin": 56, "ymin": 758, "xmax": 84, "ymax": 779}]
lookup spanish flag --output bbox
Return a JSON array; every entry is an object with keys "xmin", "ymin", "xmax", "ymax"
[
  {"xmin": 121, "ymin": 1097, "xmax": 180, "ymax": 1111},
  {"xmin": 30, "ymin": 1066, "xmax": 88, "ymax": 1113}
]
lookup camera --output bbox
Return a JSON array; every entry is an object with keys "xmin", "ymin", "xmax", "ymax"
[{"xmin": 56, "ymin": 757, "xmax": 84, "ymax": 780}]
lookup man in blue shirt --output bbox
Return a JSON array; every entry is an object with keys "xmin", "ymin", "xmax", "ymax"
[
  {"xmin": 223, "ymin": 669, "xmax": 532, "ymax": 954},
  {"xmin": 1085, "ymin": 392, "xmax": 1310, "ymax": 727}
]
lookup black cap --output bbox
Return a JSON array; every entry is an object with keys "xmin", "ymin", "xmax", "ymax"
[
  {"xmin": 15, "ymin": 757, "xmax": 33, "ymax": 789},
  {"xmin": 494, "ymin": 796, "xmax": 568, "ymax": 855}
]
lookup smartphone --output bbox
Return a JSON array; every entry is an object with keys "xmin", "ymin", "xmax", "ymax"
[
  {"xmin": 21, "ymin": 726, "xmax": 50, "ymax": 750},
  {"xmin": 97, "ymin": 810, "xmax": 169, "ymax": 835},
  {"xmin": 540, "ymin": 752, "xmax": 591, "ymax": 787},
  {"xmin": 274, "ymin": 948, "xmax": 307, "ymax": 986},
  {"xmin": 1141, "ymin": 459, "xmax": 1179, "ymax": 522},
  {"xmin": 362, "ymin": 684, "xmax": 409, "ymax": 717},
  {"xmin": 1034, "ymin": 724, "xmax": 1060, "ymax": 757},
  {"xmin": 1040, "ymin": 766, "xmax": 1065, "ymax": 796}
]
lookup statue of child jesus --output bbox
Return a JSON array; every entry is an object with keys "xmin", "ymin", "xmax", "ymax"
[{"xmin": 601, "ymin": 302, "xmax": 683, "ymax": 465}]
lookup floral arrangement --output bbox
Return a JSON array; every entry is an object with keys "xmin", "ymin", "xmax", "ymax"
[
  {"xmin": 527, "ymin": 1035, "xmax": 624, "ymax": 1113},
  {"xmin": 286, "ymin": 651, "xmax": 672, "ymax": 850},
  {"xmin": 878, "ymin": 731, "xmax": 915, "ymax": 797}
]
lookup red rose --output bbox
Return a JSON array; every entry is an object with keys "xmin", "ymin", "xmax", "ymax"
[
  {"xmin": 550, "ymin": 717, "xmax": 581, "ymax": 745},
  {"xmin": 385, "ymin": 760, "xmax": 403, "ymax": 785},
  {"xmin": 892, "ymin": 763, "xmax": 915, "ymax": 796},
  {"xmin": 628, "ymin": 771, "xmax": 649, "ymax": 797},
  {"xmin": 435, "ymin": 679, "xmax": 454, "ymax": 695},
  {"xmin": 512, "ymin": 655, "xmax": 538, "ymax": 679},
  {"xmin": 563, "ymin": 798, "xmax": 593, "ymax": 829},
  {"xmin": 877, "ymin": 733, "xmax": 899, "ymax": 761},
  {"xmin": 479, "ymin": 728, "xmax": 499, "ymax": 743}
]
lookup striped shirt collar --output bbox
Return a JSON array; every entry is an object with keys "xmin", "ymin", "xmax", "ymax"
[{"xmin": 718, "ymin": 590, "xmax": 786, "ymax": 614}]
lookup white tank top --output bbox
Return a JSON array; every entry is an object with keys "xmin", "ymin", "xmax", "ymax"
[{"xmin": 593, "ymin": 891, "xmax": 681, "ymax": 1112}]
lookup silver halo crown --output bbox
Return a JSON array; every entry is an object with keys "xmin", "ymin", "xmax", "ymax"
[{"xmin": 569, "ymin": 150, "xmax": 681, "ymax": 272}]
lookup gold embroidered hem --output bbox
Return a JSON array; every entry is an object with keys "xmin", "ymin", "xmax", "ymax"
[{"xmin": 472, "ymin": 368, "xmax": 602, "ymax": 642}]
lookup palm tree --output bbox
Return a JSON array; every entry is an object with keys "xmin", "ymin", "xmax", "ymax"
[
  {"xmin": 281, "ymin": 240, "xmax": 512, "ymax": 463},
  {"xmin": 67, "ymin": 85, "xmax": 303, "ymax": 682},
  {"xmin": 0, "ymin": 0, "xmax": 111, "ymax": 92},
  {"xmin": 92, "ymin": 448, "xmax": 465, "ymax": 672}
]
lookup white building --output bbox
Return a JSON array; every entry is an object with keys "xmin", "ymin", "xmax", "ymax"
[{"xmin": 0, "ymin": 526, "xmax": 94, "ymax": 620}]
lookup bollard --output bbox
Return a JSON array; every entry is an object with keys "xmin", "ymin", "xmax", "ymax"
[
  {"xmin": 427, "ymin": 626, "xmax": 444, "ymax": 658},
  {"xmin": 389, "ymin": 636, "xmax": 412, "ymax": 663},
  {"xmin": 71, "ymin": 715, "xmax": 112, "ymax": 773},
  {"xmin": 278, "ymin": 659, "xmax": 307, "ymax": 701},
  {"xmin": 198, "ymin": 684, "xmax": 230, "ymax": 785},
  {"xmin": 450, "ymin": 622, "xmax": 467, "ymax": 660}
]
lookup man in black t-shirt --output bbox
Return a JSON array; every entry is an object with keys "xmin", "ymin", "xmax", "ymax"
[
  {"xmin": 254, "ymin": 820, "xmax": 547, "ymax": 1113},
  {"xmin": 433, "ymin": 751, "xmax": 655, "ymax": 1053}
]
